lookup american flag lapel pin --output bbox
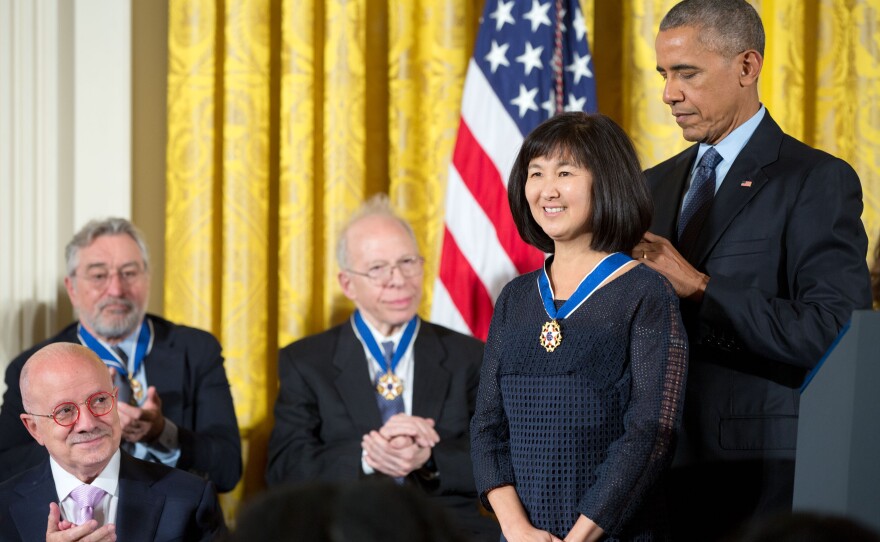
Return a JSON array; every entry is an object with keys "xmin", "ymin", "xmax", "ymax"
[{"xmin": 740, "ymin": 179, "xmax": 753, "ymax": 187}]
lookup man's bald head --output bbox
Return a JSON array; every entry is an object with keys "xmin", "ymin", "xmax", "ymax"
[{"xmin": 20, "ymin": 343, "xmax": 111, "ymax": 413}]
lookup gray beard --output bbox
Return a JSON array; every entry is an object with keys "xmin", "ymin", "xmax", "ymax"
[{"xmin": 81, "ymin": 306, "xmax": 145, "ymax": 341}]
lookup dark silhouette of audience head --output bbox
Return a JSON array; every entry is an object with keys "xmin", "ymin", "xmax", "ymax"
[
  {"xmin": 227, "ymin": 477, "xmax": 466, "ymax": 542},
  {"xmin": 725, "ymin": 511, "xmax": 880, "ymax": 542}
]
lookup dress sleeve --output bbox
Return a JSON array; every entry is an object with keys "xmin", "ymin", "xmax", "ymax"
[
  {"xmin": 578, "ymin": 276, "xmax": 688, "ymax": 534},
  {"xmin": 470, "ymin": 283, "xmax": 516, "ymax": 509}
]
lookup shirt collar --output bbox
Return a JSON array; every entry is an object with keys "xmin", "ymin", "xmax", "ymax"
[
  {"xmin": 51, "ymin": 449, "xmax": 121, "ymax": 500},
  {"xmin": 696, "ymin": 105, "xmax": 766, "ymax": 167},
  {"xmin": 355, "ymin": 314, "xmax": 409, "ymax": 348}
]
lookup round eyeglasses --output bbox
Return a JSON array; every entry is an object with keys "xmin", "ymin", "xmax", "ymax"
[
  {"xmin": 26, "ymin": 389, "xmax": 118, "ymax": 427},
  {"xmin": 345, "ymin": 256, "xmax": 425, "ymax": 285}
]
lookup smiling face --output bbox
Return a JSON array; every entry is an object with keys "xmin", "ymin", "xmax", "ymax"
[
  {"xmin": 338, "ymin": 214, "xmax": 423, "ymax": 336},
  {"xmin": 20, "ymin": 344, "xmax": 121, "ymax": 483},
  {"xmin": 64, "ymin": 234, "xmax": 150, "ymax": 341},
  {"xmin": 655, "ymin": 25, "xmax": 762, "ymax": 145},
  {"xmin": 525, "ymin": 152, "xmax": 594, "ymax": 248}
]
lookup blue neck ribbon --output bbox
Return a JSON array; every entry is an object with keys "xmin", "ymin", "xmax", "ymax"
[
  {"xmin": 537, "ymin": 252, "xmax": 633, "ymax": 320},
  {"xmin": 77, "ymin": 318, "xmax": 153, "ymax": 378},
  {"xmin": 353, "ymin": 311, "xmax": 418, "ymax": 374}
]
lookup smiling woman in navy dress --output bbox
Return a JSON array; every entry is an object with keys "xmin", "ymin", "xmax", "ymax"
[{"xmin": 470, "ymin": 112, "xmax": 688, "ymax": 542}]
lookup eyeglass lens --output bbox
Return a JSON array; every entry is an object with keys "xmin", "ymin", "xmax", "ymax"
[
  {"xmin": 369, "ymin": 257, "xmax": 424, "ymax": 281},
  {"xmin": 81, "ymin": 265, "xmax": 144, "ymax": 289},
  {"xmin": 52, "ymin": 391, "xmax": 116, "ymax": 426}
]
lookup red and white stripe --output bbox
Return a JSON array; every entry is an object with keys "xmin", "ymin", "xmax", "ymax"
[{"xmin": 431, "ymin": 60, "xmax": 544, "ymax": 339}]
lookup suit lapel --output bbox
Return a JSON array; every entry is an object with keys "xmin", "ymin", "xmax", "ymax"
[
  {"xmin": 650, "ymin": 146, "xmax": 697, "ymax": 239},
  {"xmin": 333, "ymin": 322, "xmax": 383, "ymax": 434},
  {"xmin": 115, "ymin": 454, "xmax": 164, "ymax": 542},
  {"xmin": 687, "ymin": 114, "xmax": 782, "ymax": 267},
  {"xmin": 9, "ymin": 462, "xmax": 59, "ymax": 541},
  {"xmin": 142, "ymin": 318, "xmax": 185, "ymax": 420},
  {"xmin": 411, "ymin": 323, "xmax": 451, "ymax": 421}
]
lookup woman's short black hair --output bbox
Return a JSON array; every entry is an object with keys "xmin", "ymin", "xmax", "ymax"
[{"xmin": 507, "ymin": 112, "xmax": 653, "ymax": 254}]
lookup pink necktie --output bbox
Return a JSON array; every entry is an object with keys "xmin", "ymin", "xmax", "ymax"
[{"xmin": 69, "ymin": 484, "xmax": 107, "ymax": 525}]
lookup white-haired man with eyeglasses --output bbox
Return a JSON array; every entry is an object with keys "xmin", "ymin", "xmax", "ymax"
[
  {"xmin": 0, "ymin": 343, "xmax": 226, "ymax": 541},
  {"xmin": 266, "ymin": 195, "xmax": 500, "ymax": 541},
  {"xmin": 0, "ymin": 218, "xmax": 241, "ymax": 493}
]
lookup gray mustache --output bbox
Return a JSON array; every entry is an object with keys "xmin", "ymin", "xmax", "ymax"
[
  {"xmin": 97, "ymin": 297, "xmax": 135, "ymax": 311},
  {"xmin": 68, "ymin": 429, "xmax": 111, "ymax": 443}
]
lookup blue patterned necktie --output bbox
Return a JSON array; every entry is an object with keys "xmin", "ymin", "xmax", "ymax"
[
  {"xmin": 111, "ymin": 346, "xmax": 135, "ymax": 405},
  {"xmin": 374, "ymin": 341, "xmax": 405, "ymax": 484},
  {"xmin": 374, "ymin": 341, "xmax": 404, "ymax": 423},
  {"xmin": 677, "ymin": 147, "xmax": 722, "ymax": 254}
]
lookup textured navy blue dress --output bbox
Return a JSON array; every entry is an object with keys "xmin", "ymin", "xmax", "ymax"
[{"xmin": 471, "ymin": 263, "xmax": 687, "ymax": 541}]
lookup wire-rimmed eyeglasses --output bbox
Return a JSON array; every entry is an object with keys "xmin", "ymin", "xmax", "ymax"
[
  {"xmin": 345, "ymin": 255, "xmax": 425, "ymax": 285},
  {"xmin": 25, "ymin": 389, "xmax": 118, "ymax": 427},
  {"xmin": 72, "ymin": 264, "xmax": 146, "ymax": 291}
]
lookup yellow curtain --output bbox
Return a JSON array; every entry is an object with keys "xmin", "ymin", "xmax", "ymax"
[{"xmin": 166, "ymin": 0, "xmax": 880, "ymax": 517}]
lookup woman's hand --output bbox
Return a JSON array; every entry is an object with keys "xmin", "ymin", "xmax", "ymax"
[
  {"xmin": 564, "ymin": 515, "xmax": 604, "ymax": 542},
  {"xmin": 503, "ymin": 524, "xmax": 564, "ymax": 542},
  {"xmin": 487, "ymin": 486, "xmax": 564, "ymax": 542}
]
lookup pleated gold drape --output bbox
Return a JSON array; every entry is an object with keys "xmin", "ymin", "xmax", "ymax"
[{"xmin": 166, "ymin": 0, "xmax": 880, "ymax": 516}]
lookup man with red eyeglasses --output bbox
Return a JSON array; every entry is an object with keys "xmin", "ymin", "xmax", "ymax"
[
  {"xmin": 0, "ymin": 343, "xmax": 226, "ymax": 541},
  {"xmin": 0, "ymin": 218, "xmax": 241, "ymax": 493}
]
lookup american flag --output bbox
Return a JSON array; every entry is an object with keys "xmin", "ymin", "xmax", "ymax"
[{"xmin": 430, "ymin": 0, "xmax": 598, "ymax": 339}]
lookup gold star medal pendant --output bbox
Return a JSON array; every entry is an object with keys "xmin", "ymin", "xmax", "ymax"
[
  {"xmin": 353, "ymin": 310, "xmax": 420, "ymax": 401},
  {"xmin": 537, "ymin": 252, "xmax": 633, "ymax": 353},
  {"xmin": 130, "ymin": 378, "xmax": 145, "ymax": 404},
  {"xmin": 377, "ymin": 372, "xmax": 404, "ymax": 400},
  {"xmin": 540, "ymin": 320, "xmax": 563, "ymax": 352}
]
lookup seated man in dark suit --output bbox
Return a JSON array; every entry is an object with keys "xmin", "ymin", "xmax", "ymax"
[
  {"xmin": 266, "ymin": 195, "xmax": 499, "ymax": 541},
  {"xmin": 0, "ymin": 218, "xmax": 241, "ymax": 492},
  {"xmin": 0, "ymin": 343, "xmax": 226, "ymax": 541}
]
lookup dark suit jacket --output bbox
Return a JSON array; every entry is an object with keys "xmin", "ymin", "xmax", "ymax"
[
  {"xmin": 0, "ymin": 452, "xmax": 226, "ymax": 541},
  {"xmin": 266, "ymin": 319, "xmax": 494, "ymax": 537},
  {"xmin": 0, "ymin": 315, "xmax": 242, "ymax": 492},
  {"xmin": 645, "ymin": 112, "xmax": 871, "ymax": 466}
]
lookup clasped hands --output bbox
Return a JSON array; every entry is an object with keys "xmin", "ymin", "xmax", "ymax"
[
  {"xmin": 109, "ymin": 369, "xmax": 165, "ymax": 444},
  {"xmin": 361, "ymin": 413, "xmax": 438, "ymax": 478},
  {"xmin": 47, "ymin": 502, "xmax": 116, "ymax": 542}
]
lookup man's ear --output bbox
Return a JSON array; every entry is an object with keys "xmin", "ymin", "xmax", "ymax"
[
  {"xmin": 739, "ymin": 49, "xmax": 763, "ymax": 86},
  {"xmin": 64, "ymin": 275, "xmax": 77, "ymax": 307},
  {"xmin": 20, "ymin": 414, "xmax": 46, "ymax": 447},
  {"xmin": 338, "ymin": 271, "xmax": 356, "ymax": 302}
]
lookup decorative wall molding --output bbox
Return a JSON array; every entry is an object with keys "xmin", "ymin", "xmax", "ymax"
[{"xmin": 0, "ymin": 0, "xmax": 132, "ymax": 397}]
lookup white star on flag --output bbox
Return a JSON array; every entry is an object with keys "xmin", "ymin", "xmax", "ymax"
[
  {"xmin": 565, "ymin": 51, "xmax": 593, "ymax": 84},
  {"xmin": 541, "ymin": 89, "xmax": 556, "ymax": 116},
  {"xmin": 572, "ymin": 8, "xmax": 587, "ymax": 41},
  {"xmin": 485, "ymin": 40, "xmax": 510, "ymax": 73},
  {"xmin": 516, "ymin": 42, "xmax": 544, "ymax": 76},
  {"xmin": 523, "ymin": 0, "xmax": 551, "ymax": 33},
  {"xmin": 511, "ymin": 84, "xmax": 539, "ymax": 117},
  {"xmin": 490, "ymin": 0, "xmax": 516, "ymax": 31},
  {"xmin": 564, "ymin": 93, "xmax": 587, "ymax": 112}
]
